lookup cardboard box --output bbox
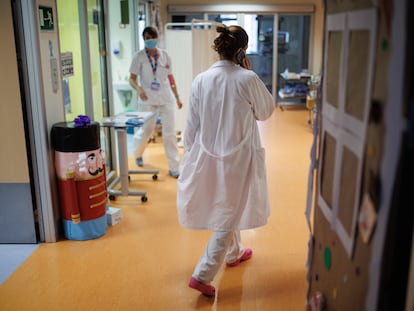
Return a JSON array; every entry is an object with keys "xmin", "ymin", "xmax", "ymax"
[{"xmin": 106, "ymin": 207, "xmax": 123, "ymax": 226}]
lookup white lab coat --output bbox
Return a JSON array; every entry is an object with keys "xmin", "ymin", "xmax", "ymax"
[{"xmin": 177, "ymin": 60, "xmax": 275, "ymax": 231}]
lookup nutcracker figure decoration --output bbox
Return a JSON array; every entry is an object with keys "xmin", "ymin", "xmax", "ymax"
[{"xmin": 51, "ymin": 116, "xmax": 108, "ymax": 240}]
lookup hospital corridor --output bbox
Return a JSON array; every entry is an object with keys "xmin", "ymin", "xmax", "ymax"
[
  {"xmin": 0, "ymin": 108, "xmax": 313, "ymax": 310},
  {"xmin": 2, "ymin": 0, "xmax": 413, "ymax": 309}
]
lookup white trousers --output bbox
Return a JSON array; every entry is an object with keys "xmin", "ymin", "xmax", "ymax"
[
  {"xmin": 133, "ymin": 103, "xmax": 180, "ymax": 171},
  {"xmin": 193, "ymin": 231, "xmax": 245, "ymax": 283}
]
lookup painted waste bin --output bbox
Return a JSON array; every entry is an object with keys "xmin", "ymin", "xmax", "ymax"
[{"xmin": 51, "ymin": 117, "xmax": 108, "ymax": 240}]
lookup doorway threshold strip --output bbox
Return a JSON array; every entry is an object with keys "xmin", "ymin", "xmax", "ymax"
[{"xmin": 0, "ymin": 244, "xmax": 39, "ymax": 285}]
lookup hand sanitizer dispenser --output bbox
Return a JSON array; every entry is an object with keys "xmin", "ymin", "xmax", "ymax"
[{"xmin": 112, "ymin": 40, "xmax": 121, "ymax": 56}]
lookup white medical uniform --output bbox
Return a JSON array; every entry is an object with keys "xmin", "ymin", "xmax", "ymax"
[
  {"xmin": 129, "ymin": 48, "xmax": 180, "ymax": 172},
  {"xmin": 177, "ymin": 60, "xmax": 275, "ymax": 283}
]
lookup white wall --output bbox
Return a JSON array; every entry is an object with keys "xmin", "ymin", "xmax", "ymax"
[{"xmin": 38, "ymin": 1, "xmax": 66, "ymax": 128}]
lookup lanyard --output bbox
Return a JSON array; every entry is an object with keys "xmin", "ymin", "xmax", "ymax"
[{"xmin": 145, "ymin": 49, "xmax": 158, "ymax": 78}]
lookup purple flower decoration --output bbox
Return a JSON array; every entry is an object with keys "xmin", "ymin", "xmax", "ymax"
[{"xmin": 74, "ymin": 115, "xmax": 91, "ymax": 127}]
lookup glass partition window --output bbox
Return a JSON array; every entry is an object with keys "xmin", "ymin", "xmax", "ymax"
[
  {"xmin": 208, "ymin": 14, "xmax": 237, "ymax": 25},
  {"xmin": 253, "ymin": 15, "xmax": 274, "ymax": 92},
  {"xmin": 277, "ymin": 15, "xmax": 311, "ymax": 75},
  {"xmin": 171, "ymin": 13, "xmax": 204, "ymax": 26},
  {"xmin": 171, "ymin": 12, "xmax": 312, "ymax": 98}
]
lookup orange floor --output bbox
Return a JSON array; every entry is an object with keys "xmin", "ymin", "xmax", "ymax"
[{"xmin": 0, "ymin": 107, "xmax": 314, "ymax": 311}]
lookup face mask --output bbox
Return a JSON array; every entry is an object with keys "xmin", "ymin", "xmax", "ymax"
[{"xmin": 145, "ymin": 39, "xmax": 157, "ymax": 50}]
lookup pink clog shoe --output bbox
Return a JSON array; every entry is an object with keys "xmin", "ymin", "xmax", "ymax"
[
  {"xmin": 188, "ymin": 277, "xmax": 215, "ymax": 297},
  {"xmin": 226, "ymin": 248, "xmax": 253, "ymax": 267}
]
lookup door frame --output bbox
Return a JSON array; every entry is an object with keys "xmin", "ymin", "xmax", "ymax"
[{"xmin": 13, "ymin": 0, "xmax": 60, "ymax": 242}]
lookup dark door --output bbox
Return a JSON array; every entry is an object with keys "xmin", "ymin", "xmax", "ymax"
[{"xmin": 0, "ymin": 0, "xmax": 38, "ymax": 243}]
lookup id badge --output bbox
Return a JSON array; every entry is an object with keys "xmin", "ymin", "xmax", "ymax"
[{"xmin": 151, "ymin": 81, "xmax": 160, "ymax": 91}]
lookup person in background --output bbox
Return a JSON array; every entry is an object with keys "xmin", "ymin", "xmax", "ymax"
[
  {"xmin": 129, "ymin": 26, "xmax": 182, "ymax": 178},
  {"xmin": 177, "ymin": 24, "xmax": 275, "ymax": 296}
]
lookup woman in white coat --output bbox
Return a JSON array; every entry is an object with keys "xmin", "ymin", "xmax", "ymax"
[{"xmin": 177, "ymin": 24, "xmax": 275, "ymax": 296}]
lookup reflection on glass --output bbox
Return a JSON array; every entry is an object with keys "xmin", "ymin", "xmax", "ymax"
[
  {"xmin": 277, "ymin": 15, "xmax": 310, "ymax": 75},
  {"xmin": 345, "ymin": 30, "xmax": 369, "ymax": 121},
  {"xmin": 321, "ymin": 132, "xmax": 336, "ymax": 209},
  {"xmin": 242, "ymin": 15, "xmax": 274, "ymax": 93},
  {"xmin": 208, "ymin": 14, "xmax": 237, "ymax": 26},
  {"xmin": 338, "ymin": 146, "xmax": 358, "ymax": 236},
  {"xmin": 326, "ymin": 31, "xmax": 342, "ymax": 108}
]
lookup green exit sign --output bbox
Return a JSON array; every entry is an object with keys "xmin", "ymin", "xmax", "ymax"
[{"xmin": 39, "ymin": 6, "xmax": 54, "ymax": 31}]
